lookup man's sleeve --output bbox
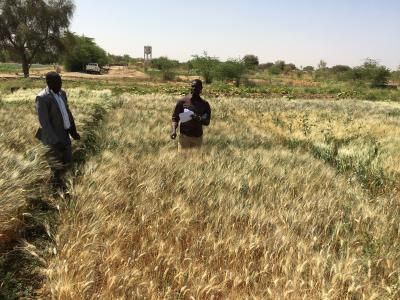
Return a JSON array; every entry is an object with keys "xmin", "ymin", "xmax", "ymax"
[
  {"xmin": 201, "ymin": 102, "xmax": 211, "ymax": 126},
  {"xmin": 63, "ymin": 91, "xmax": 78, "ymax": 134},
  {"xmin": 172, "ymin": 101, "xmax": 183, "ymax": 123},
  {"xmin": 36, "ymin": 96, "xmax": 60, "ymax": 144}
]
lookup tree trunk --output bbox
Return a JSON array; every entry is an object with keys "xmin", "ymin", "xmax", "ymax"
[
  {"xmin": 21, "ymin": 55, "xmax": 30, "ymax": 78},
  {"xmin": 235, "ymin": 78, "xmax": 240, "ymax": 87}
]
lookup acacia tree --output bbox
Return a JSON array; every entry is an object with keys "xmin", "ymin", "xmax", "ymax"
[{"xmin": 0, "ymin": 0, "xmax": 74, "ymax": 77}]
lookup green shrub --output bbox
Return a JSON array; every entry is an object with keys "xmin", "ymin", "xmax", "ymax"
[
  {"xmin": 215, "ymin": 59, "xmax": 246, "ymax": 87},
  {"xmin": 189, "ymin": 52, "xmax": 220, "ymax": 84},
  {"xmin": 151, "ymin": 57, "xmax": 178, "ymax": 81},
  {"xmin": 243, "ymin": 55, "xmax": 259, "ymax": 70},
  {"xmin": 348, "ymin": 59, "xmax": 391, "ymax": 88},
  {"xmin": 365, "ymin": 92, "xmax": 378, "ymax": 101},
  {"xmin": 269, "ymin": 66, "xmax": 282, "ymax": 75},
  {"xmin": 303, "ymin": 66, "xmax": 314, "ymax": 73},
  {"xmin": 370, "ymin": 67, "xmax": 391, "ymax": 88}
]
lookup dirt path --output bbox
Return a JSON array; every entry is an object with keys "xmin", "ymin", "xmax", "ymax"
[{"xmin": 0, "ymin": 66, "xmax": 151, "ymax": 80}]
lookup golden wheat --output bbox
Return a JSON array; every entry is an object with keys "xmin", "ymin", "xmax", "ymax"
[{"xmin": 41, "ymin": 94, "xmax": 400, "ymax": 299}]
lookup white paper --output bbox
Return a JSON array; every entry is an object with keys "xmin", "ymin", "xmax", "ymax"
[{"xmin": 179, "ymin": 109, "xmax": 194, "ymax": 123}]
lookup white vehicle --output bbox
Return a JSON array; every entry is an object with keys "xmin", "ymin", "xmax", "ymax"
[{"xmin": 85, "ymin": 63, "xmax": 101, "ymax": 74}]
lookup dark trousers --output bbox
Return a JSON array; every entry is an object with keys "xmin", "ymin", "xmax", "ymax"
[{"xmin": 46, "ymin": 142, "xmax": 72, "ymax": 190}]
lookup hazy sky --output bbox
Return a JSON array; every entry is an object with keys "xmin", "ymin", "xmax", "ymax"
[{"xmin": 71, "ymin": 0, "xmax": 400, "ymax": 69}]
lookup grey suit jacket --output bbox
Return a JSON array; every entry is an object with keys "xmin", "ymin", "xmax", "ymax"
[{"xmin": 35, "ymin": 88, "xmax": 77, "ymax": 145}]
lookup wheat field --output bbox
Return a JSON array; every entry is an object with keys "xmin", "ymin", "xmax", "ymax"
[{"xmin": 1, "ymin": 89, "xmax": 400, "ymax": 299}]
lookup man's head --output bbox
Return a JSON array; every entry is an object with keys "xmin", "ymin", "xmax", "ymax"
[
  {"xmin": 191, "ymin": 79, "xmax": 203, "ymax": 96},
  {"xmin": 46, "ymin": 72, "xmax": 62, "ymax": 94}
]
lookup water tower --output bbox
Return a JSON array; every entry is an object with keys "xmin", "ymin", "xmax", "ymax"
[{"xmin": 144, "ymin": 46, "xmax": 152, "ymax": 63}]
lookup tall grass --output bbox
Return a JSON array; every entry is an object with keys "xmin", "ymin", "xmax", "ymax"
[
  {"xmin": 43, "ymin": 94, "xmax": 400, "ymax": 299},
  {"xmin": 0, "ymin": 102, "xmax": 49, "ymax": 243}
]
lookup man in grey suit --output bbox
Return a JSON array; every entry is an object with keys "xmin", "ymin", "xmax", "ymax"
[{"xmin": 35, "ymin": 72, "xmax": 80, "ymax": 191}]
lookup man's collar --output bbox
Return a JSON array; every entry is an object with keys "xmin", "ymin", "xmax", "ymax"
[{"xmin": 48, "ymin": 88, "xmax": 61, "ymax": 96}]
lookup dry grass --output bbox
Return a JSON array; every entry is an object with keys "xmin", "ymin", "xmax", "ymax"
[{"xmin": 41, "ymin": 94, "xmax": 400, "ymax": 299}]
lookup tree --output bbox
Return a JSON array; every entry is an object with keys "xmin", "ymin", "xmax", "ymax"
[
  {"xmin": 392, "ymin": 66, "xmax": 400, "ymax": 82},
  {"xmin": 190, "ymin": 52, "xmax": 220, "ymax": 84},
  {"xmin": 348, "ymin": 59, "xmax": 391, "ymax": 87},
  {"xmin": 370, "ymin": 66, "xmax": 390, "ymax": 87},
  {"xmin": 283, "ymin": 63, "xmax": 297, "ymax": 73},
  {"xmin": 329, "ymin": 65, "xmax": 352, "ymax": 81},
  {"xmin": 259, "ymin": 62, "xmax": 274, "ymax": 70},
  {"xmin": 151, "ymin": 56, "xmax": 178, "ymax": 80},
  {"xmin": 108, "ymin": 53, "xmax": 136, "ymax": 66},
  {"xmin": 243, "ymin": 54, "xmax": 259, "ymax": 70},
  {"xmin": 268, "ymin": 60, "xmax": 286, "ymax": 75},
  {"xmin": 216, "ymin": 59, "xmax": 246, "ymax": 87},
  {"xmin": 315, "ymin": 60, "xmax": 329, "ymax": 80},
  {"xmin": 303, "ymin": 65, "xmax": 314, "ymax": 72},
  {"xmin": 363, "ymin": 60, "xmax": 390, "ymax": 87},
  {"xmin": 0, "ymin": 0, "xmax": 74, "ymax": 77},
  {"xmin": 0, "ymin": 49, "xmax": 8, "ymax": 62},
  {"xmin": 330, "ymin": 65, "xmax": 351, "ymax": 73},
  {"xmin": 63, "ymin": 32, "xmax": 108, "ymax": 72},
  {"xmin": 274, "ymin": 60, "xmax": 286, "ymax": 71}
]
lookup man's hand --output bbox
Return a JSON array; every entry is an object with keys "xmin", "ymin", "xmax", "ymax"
[
  {"xmin": 191, "ymin": 114, "xmax": 201, "ymax": 122},
  {"xmin": 70, "ymin": 131, "xmax": 81, "ymax": 141},
  {"xmin": 170, "ymin": 131, "xmax": 177, "ymax": 140},
  {"xmin": 171, "ymin": 122, "xmax": 178, "ymax": 140}
]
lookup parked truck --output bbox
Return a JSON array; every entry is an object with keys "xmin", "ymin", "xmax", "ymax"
[{"xmin": 85, "ymin": 63, "xmax": 102, "ymax": 74}]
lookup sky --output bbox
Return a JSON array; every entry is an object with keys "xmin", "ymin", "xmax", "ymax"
[{"xmin": 70, "ymin": 0, "xmax": 400, "ymax": 69}]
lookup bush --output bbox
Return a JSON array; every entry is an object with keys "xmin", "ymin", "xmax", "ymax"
[
  {"xmin": 189, "ymin": 52, "xmax": 220, "ymax": 84},
  {"xmin": 370, "ymin": 67, "xmax": 391, "ymax": 87},
  {"xmin": 243, "ymin": 55, "xmax": 259, "ymax": 70},
  {"xmin": 151, "ymin": 57, "xmax": 178, "ymax": 81},
  {"xmin": 347, "ymin": 59, "xmax": 390, "ymax": 87},
  {"xmin": 392, "ymin": 70, "xmax": 400, "ymax": 82},
  {"xmin": 283, "ymin": 63, "xmax": 297, "ymax": 73},
  {"xmin": 331, "ymin": 65, "xmax": 351, "ymax": 74},
  {"xmin": 0, "ymin": 50, "xmax": 9, "ymax": 62},
  {"xmin": 269, "ymin": 66, "xmax": 282, "ymax": 75},
  {"xmin": 215, "ymin": 59, "xmax": 246, "ymax": 87},
  {"xmin": 108, "ymin": 54, "xmax": 136, "ymax": 66},
  {"xmin": 303, "ymin": 66, "xmax": 314, "ymax": 73},
  {"xmin": 259, "ymin": 62, "xmax": 274, "ymax": 70}
]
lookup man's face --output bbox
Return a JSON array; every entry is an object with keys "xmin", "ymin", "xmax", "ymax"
[
  {"xmin": 191, "ymin": 80, "xmax": 203, "ymax": 95},
  {"xmin": 48, "ymin": 77, "xmax": 62, "ymax": 94}
]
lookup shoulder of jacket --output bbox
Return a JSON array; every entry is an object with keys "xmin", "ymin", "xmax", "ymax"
[{"xmin": 37, "ymin": 88, "xmax": 50, "ymax": 98}]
